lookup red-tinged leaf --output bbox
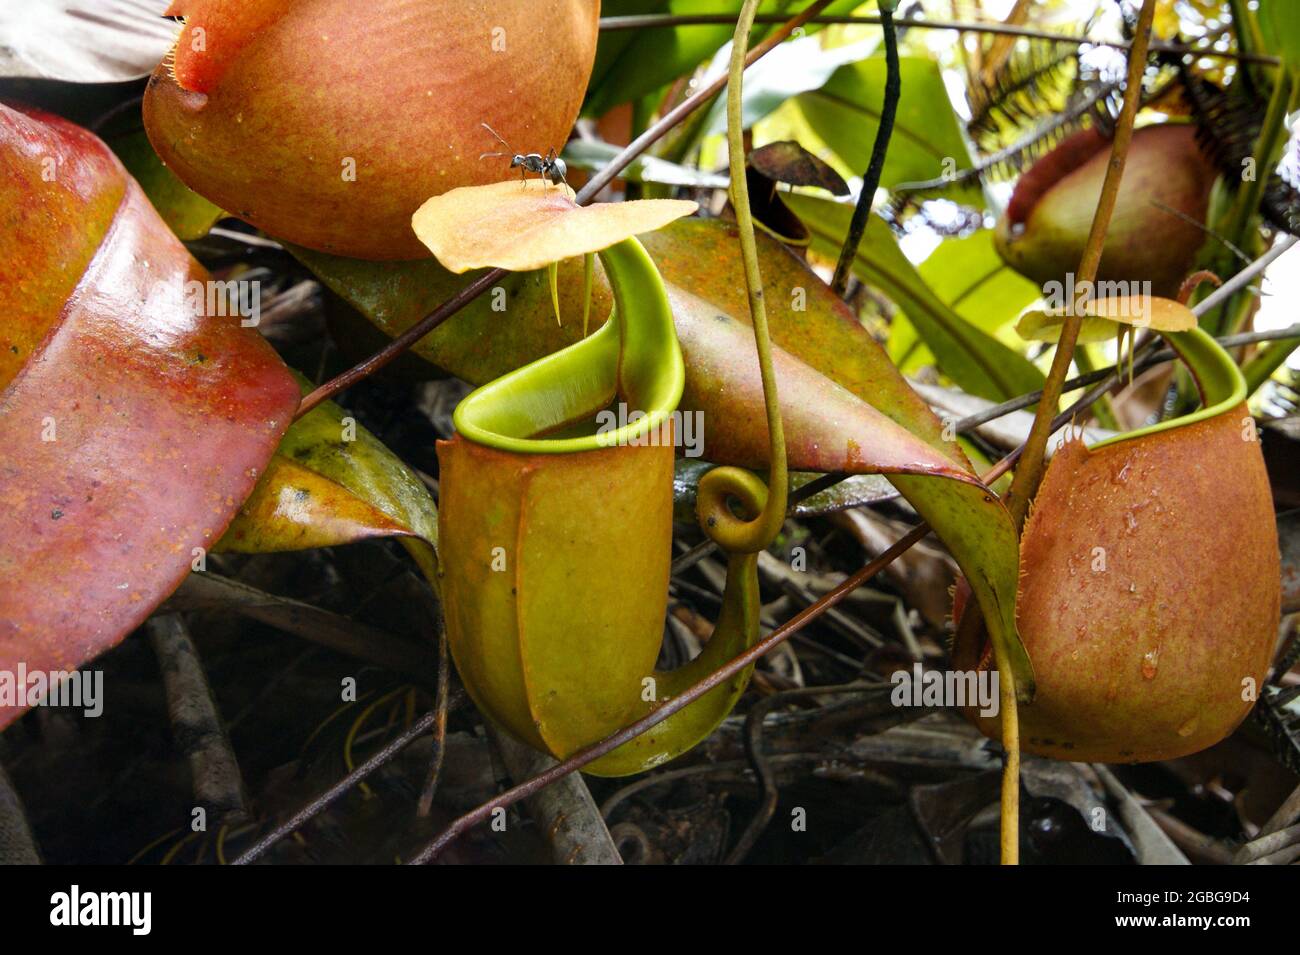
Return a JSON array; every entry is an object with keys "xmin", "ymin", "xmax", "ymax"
[
  {"xmin": 0, "ymin": 104, "xmax": 299, "ymax": 727},
  {"xmin": 668, "ymin": 284, "xmax": 973, "ymax": 481},
  {"xmin": 111, "ymin": 129, "xmax": 225, "ymax": 241},
  {"xmin": 293, "ymin": 218, "xmax": 963, "ymax": 462},
  {"xmin": 641, "ymin": 219, "xmax": 967, "ymax": 455}
]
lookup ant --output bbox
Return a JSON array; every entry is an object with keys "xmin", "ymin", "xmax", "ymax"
[{"xmin": 480, "ymin": 123, "xmax": 568, "ymax": 188}]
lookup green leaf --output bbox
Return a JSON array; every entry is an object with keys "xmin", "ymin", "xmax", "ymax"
[
  {"xmin": 1258, "ymin": 0, "xmax": 1300, "ymax": 69},
  {"xmin": 700, "ymin": 33, "xmax": 881, "ymax": 137},
  {"xmin": 1242, "ymin": 334, "xmax": 1300, "ymax": 396},
  {"xmin": 584, "ymin": 0, "xmax": 865, "ymax": 117},
  {"xmin": 795, "ymin": 55, "xmax": 978, "ymax": 201},
  {"xmin": 220, "ymin": 378, "xmax": 438, "ymax": 585},
  {"xmin": 111, "ymin": 130, "xmax": 224, "ymax": 241},
  {"xmin": 889, "ymin": 229, "xmax": 1042, "ymax": 374},
  {"xmin": 585, "ymin": 0, "xmax": 672, "ymax": 117},
  {"xmin": 785, "ymin": 192, "xmax": 1045, "ymax": 401},
  {"xmin": 289, "ymin": 243, "xmax": 601, "ymax": 386}
]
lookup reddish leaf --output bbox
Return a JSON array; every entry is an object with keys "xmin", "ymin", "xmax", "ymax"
[
  {"xmin": 669, "ymin": 284, "xmax": 972, "ymax": 481},
  {"xmin": 0, "ymin": 104, "xmax": 299, "ymax": 727}
]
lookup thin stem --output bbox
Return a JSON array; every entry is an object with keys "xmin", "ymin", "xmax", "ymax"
[
  {"xmin": 997, "ymin": 650, "xmax": 1019, "ymax": 864},
  {"xmin": 953, "ymin": 322, "xmax": 1300, "ymax": 432},
  {"xmin": 830, "ymin": 5, "xmax": 901, "ymax": 297},
  {"xmin": 893, "ymin": 83, "xmax": 1114, "ymax": 194},
  {"xmin": 988, "ymin": 3, "xmax": 1158, "ymax": 862},
  {"xmin": 416, "ymin": 613, "xmax": 451, "ymax": 818},
  {"xmin": 231, "ymin": 601, "xmax": 448, "ymax": 863},
  {"xmin": 297, "ymin": 269, "xmax": 502, "ymax": 418},
  {"xmin": 1003, "ymin": 0, "xmax": 1158, "ymax": 530},
  {"xmin": 1222, "ymin": 65, "xmax": 1293, "ymax": 262},
  {"xmin": 597, "ymin": 13, "xmax": 1280, "ymax": 65},
  {"xmin": 231, "ymin": 712, "xmax": 437, "ymax": 865},
  {"xmin": 995, "ymin": 245, "xmax": 1299, "ymax": 431},
  {"xmin": 1228, "ymin": 0, "xmax": 1269, "ymax": 94},
  {"xmin": 725, "ymin": 0, "xmax": 788, "ymax": 545},
  {"xmin": 295, "ymin": 0, "xmax": 834, "ymax": 419},
  {"xmin": 1196, "ymin": 234, "xmax": 1296, "ymax": 313},
  {"xmin": 1071, "ymin": 345, "xmax": 1121, "ymax": 430},
  {"xmin": 582, "ymin": 0, "xmax": 832, "ymax": 203}
]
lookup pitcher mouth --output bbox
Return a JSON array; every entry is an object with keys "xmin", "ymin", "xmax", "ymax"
[{"xmin": 452, "ymin": 237, "xmax": 685, "ymax": 456}]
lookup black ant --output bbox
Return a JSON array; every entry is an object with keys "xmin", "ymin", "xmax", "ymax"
[{"xmin": 480, "ymin": 123, "xmax": 568, "ymax": 187}]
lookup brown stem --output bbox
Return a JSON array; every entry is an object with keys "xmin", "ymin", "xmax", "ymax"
[
  {"xmin": 976, "ymin": 0, "xmax": 1157, "ymax": 865},
  {"xmin": 1003, "ymin": 0, "xmax": 1159, "ymax": 530},
  {"xmin": 295, "ymin": 0, "xmax": 835, "ymax": 420}
]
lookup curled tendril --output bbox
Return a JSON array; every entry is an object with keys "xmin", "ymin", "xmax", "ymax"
[
  {"xmin": 695, "ymin": 466, "xmax": 777, "ymax": 554},
  {"xmin": 696, "ymin": 0, "xmax": 790, "ymax": 557}
]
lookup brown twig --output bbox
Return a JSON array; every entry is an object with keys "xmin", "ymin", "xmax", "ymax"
[
  {"xmin": 232, "ymin": 597, "xmax": 450, "ymax": 863},
  {"xmin": 229, "ymin": 711, "xmax": 437, "ymax": 865},
  {"xmin": 147, "ymin": 613, "xmax": 249, "ymax": 824},
  {"xmin": 725, "ymin": 682, "xmax": 881, "ymax": 864}
]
